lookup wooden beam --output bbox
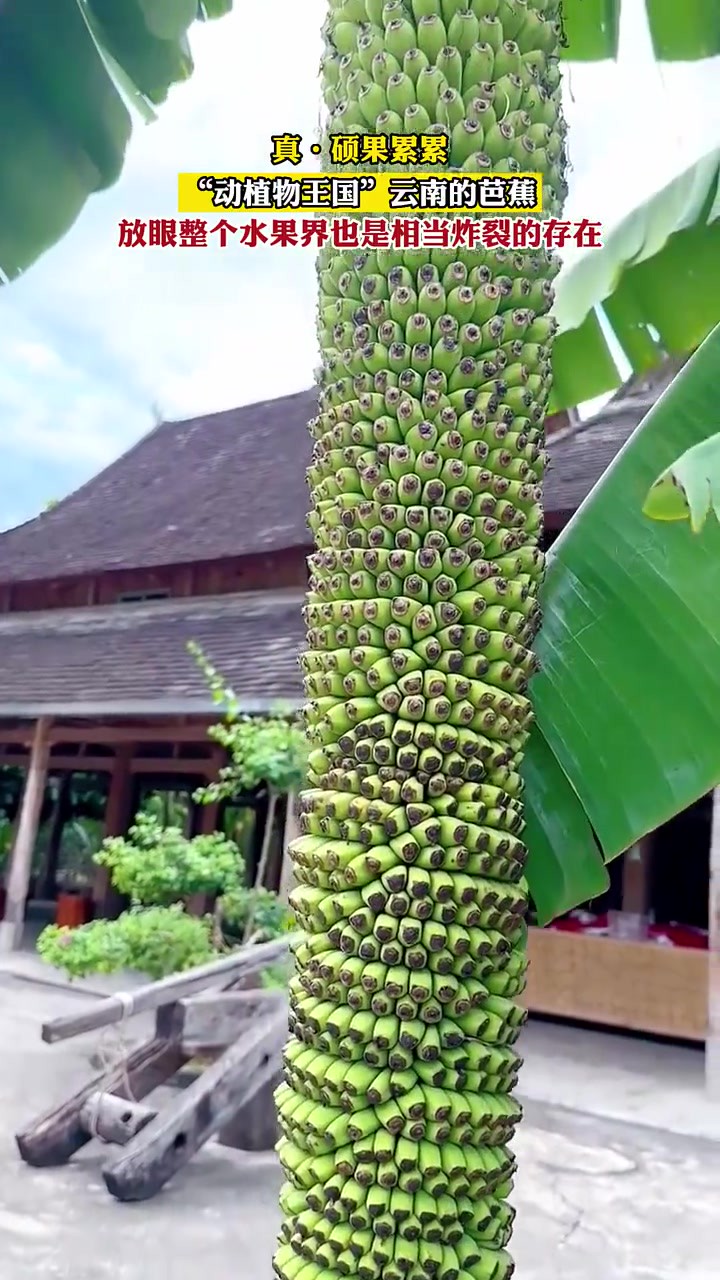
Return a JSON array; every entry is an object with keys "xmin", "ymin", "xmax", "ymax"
[
  {"xmin": 102, "ymin": 1008, "xmax": 287, "ymax": 1201},
  {"xmin": 129, "ymin": 758, "xmax": 217, "ymax": 776},
  {"xmin": 0, "ymin": 724, "xmax": 215, "ymax": 748},
  {"xmin": 0, "ymin": 717, "xmax": 51, "ymax": 952},
  {"xmin": 180, "ymin": 989, "xmax": 286, "ymax": 1053},
  {"xmin": 707, "ymin": 787, "xmax": 720, "ymax": 1097},
  {"xmin": 41, "ymin": 934, "xmax": 298, "ymax": 1044},
  {"xmin": 0, "ymin": 753, "xmax": 218, "ymax": 775},
  {"xmin": 0, "ymin": 753, "xmax": 112, "ymax": 772}
]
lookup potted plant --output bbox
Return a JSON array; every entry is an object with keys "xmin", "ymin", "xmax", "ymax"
[{"xmin": 54, "ymin": 822, "xmax": 97, "ymax": 927}]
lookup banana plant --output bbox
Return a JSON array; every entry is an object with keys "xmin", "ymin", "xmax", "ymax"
[
  {"xmin": 643, "ymin": 327, "xmax": 720, "ymax": 533},
  {"xmin": 0, "ymin": 0, "xmax": 231, "ymax": 282},
  {"xmin": 551, "ymin": 148, "xmax": 720, "ymax": 409},
  {"xmin": 561, "ymin": 0, "xmax": 720, "ymax": 60},
  {"xmin": 645, "ymin": 433, "xmax": 720, "ymax": 531}
]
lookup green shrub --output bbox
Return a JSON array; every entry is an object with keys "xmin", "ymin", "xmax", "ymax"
[{"xmin": 37, "ymin": 904, "xmax": 216, "ymax": 980}]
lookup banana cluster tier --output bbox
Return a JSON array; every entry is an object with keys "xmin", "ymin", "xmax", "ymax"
[{"xmin": 274, "ymin": 3, "xmax": 567, "ymax": 1280}]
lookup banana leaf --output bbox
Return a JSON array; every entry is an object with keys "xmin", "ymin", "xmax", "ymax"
[
  {"xmin": 0, "ymin": 0, "xmax": 232, "ymax": 283},
  {"xmin": 561, "ymin": 0, "xmax": 720, "ymax": 60},
  {"xmin": 644, "ymin": 429, "xmax": 720, "ymax": 532},
  {"xmin": 524, "ymin": 322, "xmax": 720, "ymax": 921},
  {"xmin": 550, "ymin": 147, "xmax": 720, "ymax": 411}
]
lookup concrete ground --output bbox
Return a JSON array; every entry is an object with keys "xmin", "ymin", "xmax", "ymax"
[{"xmin": 0, "ymin": 964, "xmax": 718, "ymax": 1279}]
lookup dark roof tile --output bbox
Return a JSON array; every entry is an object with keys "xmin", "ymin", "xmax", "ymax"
[
  {"xmin": 0, "ymin": 390, "xmax": 318, "ymax": 583},
  {"xmin": 0, "ymin": 591, "xmax": 306, "ymax": 715}
]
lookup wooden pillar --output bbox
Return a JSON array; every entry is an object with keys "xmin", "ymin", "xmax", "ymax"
[
  {"xmin": 0, "ymin": 717, "xmax": 51, "ymax": 952},
  {"xmin": 706, "ymin": 788, "xmax": 720, "ymax": 1097},
  {"xmin": 621, "ymin": 833, "xmax": 654, "ymax": 917},
  {"xmin": 93, "ymin": 745, "xmax": 133, "ymax": 918},
  {"xmin": 39, "ymin": 772, "xmax": 73, "ymax": 900},
  {"xmin": 187, "ymin": 800, "xmax": 220, "ymax": 917}
]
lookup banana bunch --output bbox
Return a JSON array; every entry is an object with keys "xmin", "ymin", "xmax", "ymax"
[
  {"xmin": 275, "ymin": 4, "xmax": 568, "ymax": 1279},
  {"xmin": 320, "ymin": 0, "xmax": 567, "ymax": 205}
]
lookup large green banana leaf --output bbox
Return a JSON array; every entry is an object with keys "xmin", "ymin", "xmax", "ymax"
[
  {"xmin": 562, "ymin": 0, "xmax": 720, "ymax": 60},
  {"xmin": 550, "ymin": 147, "xmax": 720, "ymax": 411},
  {"xmin": 0, "ymin": 0, "xmax": 232, "ymax": 282},
  {"xmin": 524, "ymin": 323, "xmax": 720, "ymax": 922},
  {"xmin": 644, "ymin": 426, "xmax": 720, "ymax": 532}
]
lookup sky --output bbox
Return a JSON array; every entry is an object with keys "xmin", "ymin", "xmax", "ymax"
[{"xmin": 1, "ymin": 2, "xmax": 719, "ymax": 531}]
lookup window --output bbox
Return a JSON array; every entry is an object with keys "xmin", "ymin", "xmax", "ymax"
[{"xmin": 117, "ymin": 590, "xmax": 171, "ymax": 603}]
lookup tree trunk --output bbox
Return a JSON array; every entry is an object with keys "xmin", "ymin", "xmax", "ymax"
[{"xmin": 274, "ymin": 5, "xmax": 565, "ymax": 1278}]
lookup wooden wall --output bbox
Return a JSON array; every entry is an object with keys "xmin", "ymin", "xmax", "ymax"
[{"xmin": 0, "ymin": 546, "xmax": 309, "ymax": 615}]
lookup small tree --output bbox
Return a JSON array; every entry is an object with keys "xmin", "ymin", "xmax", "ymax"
[{"xmin": 189, "ymin": 641, "xmax": 307, "ymax": 938}]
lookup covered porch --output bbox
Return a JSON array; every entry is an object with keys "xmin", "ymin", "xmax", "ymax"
[{"xmin": 0, "ymin": 588, "xmax": 305, "ymax": 950}]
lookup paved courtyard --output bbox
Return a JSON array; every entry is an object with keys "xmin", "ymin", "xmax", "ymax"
[{"xmin": 0, "ymin": 968, "xmax": 717, "ymax": 1279}]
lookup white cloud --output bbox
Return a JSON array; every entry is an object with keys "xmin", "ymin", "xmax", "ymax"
[{"xmin": 0, "ymin": 1, "xmax": 719, "ymax": 526}]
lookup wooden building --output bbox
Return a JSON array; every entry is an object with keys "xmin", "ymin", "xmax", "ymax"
[{"xmin": 0, "ymin": 366, "xmax": 711, "ymax": 1047}]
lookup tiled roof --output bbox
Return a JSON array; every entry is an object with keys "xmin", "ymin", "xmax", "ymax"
[
  {"xmin": 0, "ymin": 590, "xmax": 306, "ymax": 716},
  {"xmin": 0, "ymin": 362, "xmax": 679, "ymax": 584},
  {"xmin": 0, "ymin": 390, "xmax": 318, "ymax": 584}
]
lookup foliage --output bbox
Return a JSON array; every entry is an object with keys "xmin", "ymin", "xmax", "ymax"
[
  {"xmin": 0, "ymin": 814, "xmax": 12, "ymax": 865},
  {"xmin": 0, "ymin": 0, "xmax": 233, "ymax": 282},
  {"xmin": 95, "ymin": 811, "xmax": 242, "ymax": 904},
  {"xmin": 189, "ymin": 641, "xmax": 307, "ymax": 800},
  {"xmin": 560, "ymin": 0, "xmax": 720, "ymax": 61},
  {"xmin": 523, "ymin": 323, "xmax": 720, "ymax": 921},
  {"xmin": 551, "ymin": 147, "xmax": 720, "ymax": 410},
  {"xmin": 37, "ymin": 904, "xmax": 216, "ymax": 980},
  {"xmin": 644, "ymin": 427, "xmax": 720, "ymax": 532},
  {"xmin": 37, "ymin": 808, "xmax": 290, "ymax": 981},
  {"xmin": 221, "ymin": 884, "xmax": 291, "ymax": 940}
]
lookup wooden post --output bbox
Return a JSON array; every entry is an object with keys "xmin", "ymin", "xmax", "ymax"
[
  {"xmin": 620, "ymin": 833, "xmax": 653, "ymax": 918},
  {"xmin": 0, "ymin": 717, "xmax": 51, "ymax": 952},
  {"xmin": 706, "ymin": 787, "xmax": 720, "ymax": 1097},
  {"xmin": 187, "ymin": 800, "xmax": 219, "ymax": 917},
  {"xmin": 93, "ymin": 745, "xmax": 133, "ymax": 917},
  {"xmin": 39, "ymin": 772, "xmax": 73, "ymax": 900}
]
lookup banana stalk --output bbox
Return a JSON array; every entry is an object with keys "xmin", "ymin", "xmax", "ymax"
[{"xmin": 275, "ymin": 3, "xmax": 567, "ymax": 1277}]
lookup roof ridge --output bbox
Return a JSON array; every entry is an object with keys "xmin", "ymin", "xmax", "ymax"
[
  {"xmin": 158, "ymin": 386, "xmax": 316, "ymax": 432},
  {"xmin": 0, "ymin": 386, "xmax": 318, "ymax": 544},
  {"xmin": 0, "ymin": 410, "xmax": 163, "ymax": 539}
]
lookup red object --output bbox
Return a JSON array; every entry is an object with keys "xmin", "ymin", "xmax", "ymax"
[
  {"xmin": 55, "ymin": 893, "xmax": 91, "ymax": 929},
  {"xmin": 546, "ymin": 911, "xmax": 709, "ymax": 950}
]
